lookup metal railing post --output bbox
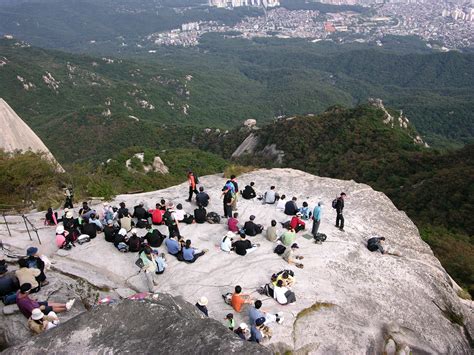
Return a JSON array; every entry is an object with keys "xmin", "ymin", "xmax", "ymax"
[
  {"xmin": 2, "ymin": 212, "xmax": 11, "ymax": 237},
  {"xmin": 22, "ymin": 215, "xmax": 33, "ymax": 241}
]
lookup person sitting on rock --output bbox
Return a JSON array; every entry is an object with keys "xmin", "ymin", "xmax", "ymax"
[
  {"xmin": 81, "ymin": 217, "xmax": 97, "ymax": 239},
  {"xmin": 273, "ymin": 270, "xmax": 296, "ymax": 288},
  {"xmin": 16, "ymin": 283, "xmax": 74, "ymax": 319},
  {"xmin": 163, "ymin": 203, "xmax": 180, "ymax": 237},
  {"xmin": 126, "ymin": 228, "xmax": 142, "ymax": 253},
  {"xmin": 231, "ymin": 285, "xmax": 253, "ymax": 313},
  {"xmin": 244, "ymin": 215, "xmax": 263, "ymax": 236},
  {"xmin": 103, "ymin": 220, "xmax": 118, "ymax": 243},
  {"xmin": 159, "ymin": 199, "xmax": 167, "ymax": 211},
  {"xmin": 117, "ymin": 202, "xmax": 128, "ymax": 219},
  {"xmin": 284, "ymin": 197, "xmax": 299, "ymax": 216},
  {"xmin": 155, "ymin": 253, "xmax": 167, "ymax": 274},
  {"xmin": 232, "ymin": 233, "xmax": 258, "ymax": 256},
  {"xmin": 299, "ymin": 202, "xmax": 312, "ymax": 220},
  {"xmin": 273, "ymin": 280, "xmax": 296, "ymax": 305},
  {"xmin": 241, "ymin": 182, "xmax": 256, "ymax": 200},
  {"xmin": 101, "ymin": 202, "xmax": 114, "ymax": 225},
  {"xmin": 290, "ymin": 212, "xmax": 306, "ymax": 233},
  {"xmin": 234, "ymin": 323, "xmax": 250, "ymax": 340},
  {"xmin": 276, "ymin": 195, "xmax": 286, "ymax": 211},
  {"xmin": 144, "ymin": 224, "xmax": 166, "ymax": 251},
  {"xmin": 165, "ymin": 235, "xmax": 182, "ymax": 259},
  {"xmin": 194, "ymin": 205, "xmax": 207, "ymax": 224},
  {"xmin": 119, "ymin": 211, "xmax": 133, "ymax": 232},
  {"xmin": 0, "ymin": 260, "xmax": 19, "ymax": 305},
  {"xmin": 263, "ymin": 186, "xmax": 279, "ymax": 205},
  {"xmin": 266, "ymin": 220, "xmax": 278, "ymax": 242},
  {"xmin": 249, "ymin": 317, "xmax": 272, "ymax": 343},
  {"xmin": 44, "ymin": 208, "xmax": 58, "ymax": 226},
  {"xmin": 280, "ymin": 226, "xmax": 296, "ymax": 246},
  {"xmin": 28, "ymin": 308, "xmax": 59, "ymax": 334},
  {"xmin": 367, "ymin": 236, "xmax": 386, "ymax": 254},
  {"xmin": 55, "ymin": 225, "xmax": 72, "ymax": 250},
  {"xmin": 114, "ymin": 228, "xmax": 129, "ymax": 252},
  {"xmin": 225, "ymin": 313, "xmax": 235, "ymax": 330},
  {"xmin": 228, "ymin": 212, "xmax": 240, "ymax": 233},
  {"xmin": 25, "ymin": 247, "xmax": 48, "ymax": 287},
  {"xmin": 196, "ymin": 186, "xmax": 210, "ymax": 207},
  {"xmin": 249, "ymin": 299, "xmax": 283, "ymax": 326},
  {"xmin": 195, "ymin": 296, "xmax": 209, "ymax": 317},
  {"xmin": 281, "ymin": 243, "xmax": 304, "ymax": 269},
  {"xmin": 138, "ymin": 247, "xmax": 158, "ymax": 292},
  {"xmin": 78, "ymin": 201, "xmax": 91, "ymax": 216},
  {"xmin": 16, "ymin": 258, "xmax": 41, "ymax": 293},
  {"xmin": 175, "ymin": 204, "xmax": 194, "ymax": 224},
  {"xmin": 221, "ymin": 232, "xmax": 235, "ymax": 253},
  {"xmin": 149, "ymin": 203, "xmax": 163, "ymax": 225},
  {"xmin": 133, "ymin": 202, "xmax": 148, "ymax": 220},
  {"xmin": 89, "ymin": 213, "xmax": 103, "ymax": 232},
  {"xmin": 182, "ymin": 239, "xmax": 207, "ymax": 263},
  {"xmin": 62, "ymin": 209, "xmax": 78, "ymax": 237}
]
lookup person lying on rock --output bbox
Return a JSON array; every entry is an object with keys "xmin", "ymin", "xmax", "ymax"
[
  {"xmin": 16, "ymin": 283, "xmax": 74, "ymax": 319},
  {"xmin": 249, "ymin": 300, "xmax": 283, "ymax": 326},
  {"xmin": 28, "ymin": 308, "xmax": 59, "ymax": 334},
  {"xmin": 290, "ymin": 212, "xmax": 305, "ymax": 233},
  {"xmin": 182, "ymin": 239, "xmax": 208, "ymax": 263},
  {"xmin": 195, "ymin": 296, "xmax": 209, "ymax": 316},
  {"xmin": 227, "ymin": 212, "xmax": 240, "ymax": 233},
  {"xmin": 244, "ymin": 215, "xmax": 264, "ymax": 236},
  {"xmin": 273, "ymin": 280, "xmax": 296, "ymax": 305},
  {"xmin": 221, "ymin": 232, "xmax": 235, "ymax": 253},
  {"xmin": 281, "ymin": 243, "xmax": 304, "ymax": 269},
  {"xmin": 234, "ymin": 323, "xmax": 250, "ymax": 340},
  {"xmin": 231, "ymin": 285, "xmax": 253, "ymax": 313},
  {"xmin": 0, "ymin": 260, "xmax": 19, "ymax": 305},
  {"xmin": 241, "ymin": 182, "xmax": 256, "ymax": 200},
  {"xmin": 266, "ymin": 220, "xmax": 278, "ymax": 242},
  {"xmin": 232, "ymin": 233, "xmax": 259, "ymax": 256},
  {"xmin": 25, "ymin": 247, "xmax": 48, "ymax": 287}
]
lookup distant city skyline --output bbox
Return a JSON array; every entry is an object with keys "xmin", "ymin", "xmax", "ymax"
[{"xmin": 208, "ymin": 0, "xmax": 280, "ymax": 8}]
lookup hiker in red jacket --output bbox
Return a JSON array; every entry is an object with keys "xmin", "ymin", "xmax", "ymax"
[
  {"xmin": 290, "ymin": 212, "xmax": 306, "ymax": 233},
  {"xmin": 186, "ymin": 171, "xmax": 198, "ymax": 202}
]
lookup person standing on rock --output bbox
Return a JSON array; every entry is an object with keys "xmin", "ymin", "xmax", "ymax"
[
  {"xmin": 335, "ymin": 192, "xmax": 346, "ymax": 232},
  {"xmin": 312, "ymin": 201, "xmax": 323, "ymax": 237},
  {"xmin": 139, "ymin": 247, "xmax": 159, "ymax": 292},
  {"xmin": 222, "ymin": 187, "xmax": 234, "ymax": 219},
  {"xmin": 63, "ymin": 187, "xmax": 73, "ymax": 209},
  {"xmin": 186, "ymin": 171, "xmax": 198, "ymax": 202},
  {"xmin": 230, "ymin": 175, "xmax": 239, "ymax": 211}
]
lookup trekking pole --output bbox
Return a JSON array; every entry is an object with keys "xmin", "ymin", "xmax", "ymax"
[
  {"xmin": 2, "ymin": 213, "xmax": 11, "ymax": 237},
  {"xmin": 22, "ymin": 215, "xmax": 33, "ymax": 241}
]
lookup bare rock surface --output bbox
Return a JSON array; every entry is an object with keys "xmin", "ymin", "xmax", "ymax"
[
  {"xmin": 1, "ymin": 168, "xmax": 472, "ymax": 353},
  {"xmin": 4, "ymin": 295, "xmax": 270, "ymax": 355}
]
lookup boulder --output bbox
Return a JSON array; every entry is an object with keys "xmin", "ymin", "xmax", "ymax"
[{"xmin": 4, "ymin": 294, "xmax": 270, "ymax": 354}]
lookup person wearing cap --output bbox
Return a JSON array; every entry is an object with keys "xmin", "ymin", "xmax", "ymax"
[
  {"xmin": 25, "ymin": 247, "xmax": 48, "ymax": 287},
  {"xmin": 114, "ymin": 228, "xmax": 129, "ymax": 252},
  {"xmin": 281, "ymin": 243, "xmax": 304, "ymax": 269},
  {"xmin": 55, "ymin": 225, "xmax": 72, "ymax": 249},
  {"xmin": 16, "ymin": 283, "xmax": 74, "ymax": 319},
  {"xmin": 312, "ymin": 201, "xmax": 323, "ymax": 237},
  {"xmin": 232, "ymin": 233, "xmax": 258, "ymax": 256},
  {"xmin": 15, "ymin": 258, "xmax": 41, "ymax": 293},
  {"xmin": 195, "ymin": 296, "xmax": 209, "ymax": 316},
  {"xmin": 243, "ymin": 215, "xmax": 264, "ymax": 236},
  {"xmin": 28, "ymin": 308, "xmax": 59, "ymax": 334},
  {"xmin": 126, "ymin": 228, "xmax": 142, "ymax": 252},
  {"xmin": 0, "ymin": 260, "xmax": 20, "ymax": 305},
  {"xmin": 280, "ymin": 226, "xmax": 296, "ymax": 247},
  {"xmin": 182, "ymin": 240, "xmax": 208, "ymax": 263},
  {"xmin": 221, "ymin": 232, "xmax": 234, "ymax": 253},
  {"xmin": 249, "ymin": 317, "xmax": 268, "ymax": 343},
  {"xmin": 234, "ymin": 323, "xmax": 250, "ymax": 340},
  {"xmin": 103, "ymin": 219, "xmax": 119, "ymax": 243},
  {"xmin": 62, "ymin": 209, "xmax": 77, "ymax": 236},
  {"xmin": 284, "ymin": 197, "xmax": 299, "ymax": 216},
  {"xmin": 241, "ymin": 182, "xmax": 256, "ymax": 200},
  {"xmin": 289, "ymin": 212, "xmax": 305, "ymax": 233}
]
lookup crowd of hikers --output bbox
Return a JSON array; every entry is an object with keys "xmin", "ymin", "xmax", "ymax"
[{"xmin": 0, "ymin": 171, "xmax": 394, "ymax": 342}]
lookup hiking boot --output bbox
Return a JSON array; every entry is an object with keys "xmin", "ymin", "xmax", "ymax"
[
  {"xmin": 66, "ymin": 299, "xmax": 76, "ymax": 311},
  {"xmin": 296, "ymin": 263, "xmax": 304, "ymax": 269},
  {"xmin": 339, "ymin": 228, "xmax": 345, "ymax": 232},
  {"xmin": 185, "ymin": 199, "xmax": 191, "ymax": 202}
]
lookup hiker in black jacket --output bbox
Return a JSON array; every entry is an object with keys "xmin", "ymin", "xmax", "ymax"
[
  {"xmin": 335, "ymin": 193, "xmax": 346, "ymax": 232},
  {"xmin": 241, "ymin": 182, "xmax": 256, "ymax": 200}
]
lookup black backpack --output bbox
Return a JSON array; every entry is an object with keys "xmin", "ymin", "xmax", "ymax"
[
  {"xmin": 274, "ymin": 244, "xmax": 287, "ymax": 255},
  {"xmin": 206, "ymin": 212, "xmax": 221, "ymax": 224},
  {"xmin": 314, "ymin": 233, "xmax": 327, "ymax": 242},
  {"xmin": 194, "ymin": 174, "xmax": 200, "ymax": 184},
  {"xmin": 332, "ymin": 198, "xmax": 338, "ymax": 209},
  {"xmin": 162, "ymin": 210, "xmax": 174, "ymax": 226}
]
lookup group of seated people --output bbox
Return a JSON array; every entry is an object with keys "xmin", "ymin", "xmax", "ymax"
[{"xmin": 0, "ymin": 248, "xmax": 75, "ymax": 335}]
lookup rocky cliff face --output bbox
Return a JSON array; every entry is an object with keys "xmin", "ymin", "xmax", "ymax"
[
  {"xmin": 4, "ymin": 294, "xmax": 268, "ymax": 355},
  {"xmin": 1, "ymin": 169, "xmax": 472, "ymax": 354}
]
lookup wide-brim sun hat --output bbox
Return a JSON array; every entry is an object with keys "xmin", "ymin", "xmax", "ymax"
[
  {"xmin": 66, "ymin": 211, "xmax": 73, "ymax": 218},
  {"xmin": 239, "ymin": 322, "xmax": 248, "ymax": 330},
  {"xmin": 31, "ymin": 308, "xmax": 44, "ymax": 320},
  {"xmin": 56, "ymin": 225, "xmax": 65, "ymax": 234},
  {"xmin": 197, "ymin": 296, "xmax": 208, "ymax": 306}
]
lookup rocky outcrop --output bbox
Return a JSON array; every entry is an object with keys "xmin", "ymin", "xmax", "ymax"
[
  {"xmin": 0, "ymin": 98, "xmax": 64, "ymax": 172},
  {"xmin": 1, "ymin": 169, "xmax": 472, "ymax": 353},
  {"xmin": 231, "ymin": 133, "xmax": 285, "ymax": 164},
  {"xmin": 125, "ymin": 153, "xmax": 169, "ymax": 174},
  {"xmin": 4, "ymin": 294, "xmax": 269, "ymax": 354}
]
